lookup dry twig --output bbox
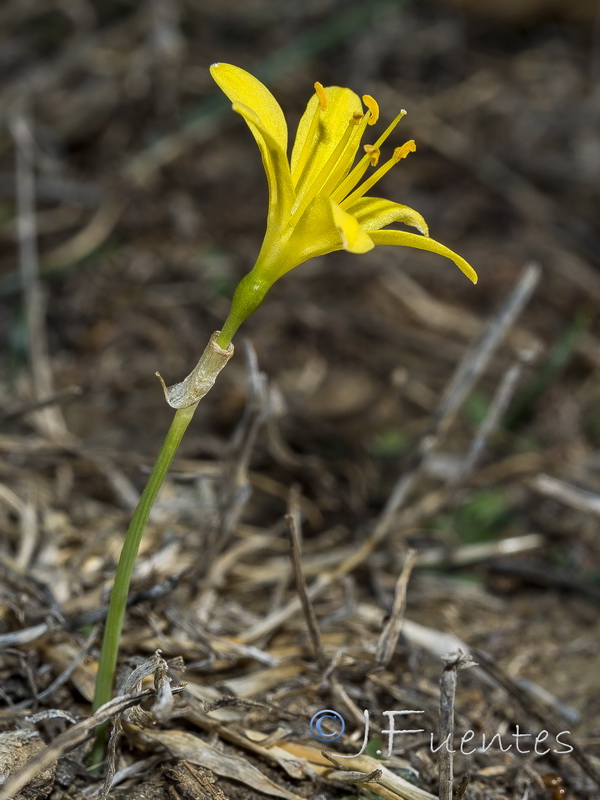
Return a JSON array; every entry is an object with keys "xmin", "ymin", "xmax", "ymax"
[
  {"xmin": 438, "ymin": 650, "xmax": 477, "ymax": 800},
  {"xmin": 286, "ymin": 489, "xmax": 327, "ymax": 669},
  {"xmin": 375, "ymin": 549, "xmax": 417, "ymax": 667},
  {"xmin": 10, "ymin": 111, "xmax": 69, "ymax": 442}
]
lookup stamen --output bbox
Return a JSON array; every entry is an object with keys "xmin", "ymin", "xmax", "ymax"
[
  {"xmin": 393, "ymin": 140, "xmax": 416, "ymax": 162},
  {"xmin": 314, "ymin": 82, "xmax": 328, "ymax": 111},
  {"xmin": 331, "ymin": 158, "xmax": 371, "ymax": 204},
  {"xmin": 340, "ymin": 139, "xmax": 416, "ymax": 210},
  {"xmin": 291, "ymin": 114, "xmax": 365, "ymax": 222},
  {"xmin": 362, "ymin": 95, "xmax": 379, "ymax": 126},
  {"xmin": 363, "ymin": 144, "xmax": 380, "ymax": 167},
  {"xmin": 332, "ymin": 108, "xmax": 407, "ymax": 203},
  {"xmin": 313, "ymin": 112, "xmax": 370, "ymax": 204},
  {"xmin": 371, "ymin": 110, "xmax": 408, "ymax": 152},
  {"xmin": 292, "ymin": 85, "xmax": 329, "ymax": 188}
]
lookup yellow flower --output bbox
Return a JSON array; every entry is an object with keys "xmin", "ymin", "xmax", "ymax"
[{"xmin": 211, "ymin": 63, "xmax": 477, "ymax": 346}]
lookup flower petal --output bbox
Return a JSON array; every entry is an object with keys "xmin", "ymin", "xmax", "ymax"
[
  {"xmin": 291, "ymin": 86, "xmax": 364, "ymax": 195},
  {"xmin": 211, "ymin": 64, "xmax": 294, "ymax": 230},
  {"xmin": 228, "ymin": 100, "xmax": 293, "ymax": 231},
  {"xmin": 348, "ymin": 196, "xmax": 429, "ymax": 236},
  {"xmin": 210, "ymin": 63, "xmax": 288, "ymax": 153},
  {"xmin": 264, "ymin": 197, "xmax": 374, "ymax": 278},
  {"xmin": 370, "ymin": 229, "xmax": 478, "ymax": 283},
  {"xmin": 330, "ymin": 199, "xmax": 374, "ymax": 254},
  {"xmin": 282, "ymin": 197, "xmax": 341, "ymax": 268}
]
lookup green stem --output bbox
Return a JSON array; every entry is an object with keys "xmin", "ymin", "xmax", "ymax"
[
  {"xmin": 215, "ymin": 270, "xmax": 271, "ymax": 350},
  {"xmin": 89, "ymin": 402, "xmax": 197, "ymax": 767}
]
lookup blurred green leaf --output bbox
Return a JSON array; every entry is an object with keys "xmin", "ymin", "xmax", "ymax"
[
  {"xmin": 505, "ymin": 311, "xmax": 590, "ymax": 430},
  {"xmin": 369, "ymin": 428, "xmax": 410, "ymax": 459},
  {"xmin": 454, "ymin": 488, "xmax": 513, "ymax": 544},
  {"xmin": 365, "ymin": 735, "xmax": 384, "ymax": 759},
  {"xmin": 463, "ymin": 390, "xmax": 490, "ymax": 428}
]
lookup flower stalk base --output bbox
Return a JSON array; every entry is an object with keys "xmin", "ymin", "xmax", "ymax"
[{"xmin": 157, "ymin": 331, "xmax": 234, "ymax": 409}]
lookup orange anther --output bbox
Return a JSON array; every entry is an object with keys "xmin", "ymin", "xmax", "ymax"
[
  {"xmin": 314, "ymin": 82, "xmax": 328, "ymax": 111},
  {"xmin": 393, "ymin": 140, "xmax": 416, "ymax": 163},
  {"xmin": 363, "ymin": 144, "xmax": 380, "ymax": 166},
  {"xmin": 362, "ymin": 95, "xmax": 379, "ymax": 126}
]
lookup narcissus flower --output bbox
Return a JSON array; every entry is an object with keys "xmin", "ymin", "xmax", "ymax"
[{"xmin": 211, "ymin": 63, "xmax": 477, "ymax": 347}]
